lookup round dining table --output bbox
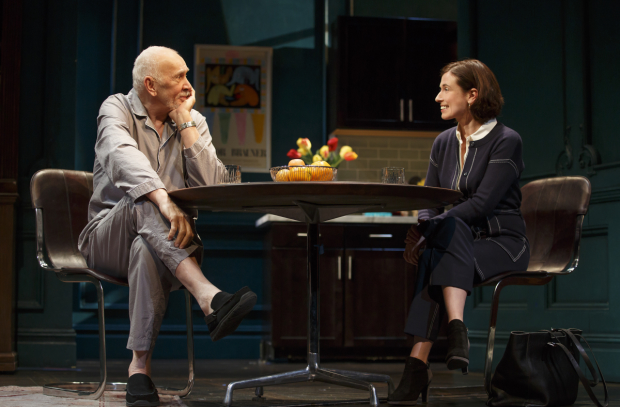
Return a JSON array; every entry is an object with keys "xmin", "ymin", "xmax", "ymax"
[{"xmin": 170, "ymin": 181, "xmax": 461, "ymax": 406}]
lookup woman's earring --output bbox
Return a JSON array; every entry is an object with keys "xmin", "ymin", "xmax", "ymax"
[{"xmin": 468, "ymin": 102, "xmax": 471, "ymax": 108}]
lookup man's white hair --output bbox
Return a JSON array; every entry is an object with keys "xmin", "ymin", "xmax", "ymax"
[{"xmin": 132, "ymin": 46, "xmax": 179, "ymax": 92}]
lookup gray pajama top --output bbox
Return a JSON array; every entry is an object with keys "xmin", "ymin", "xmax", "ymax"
[{"xmin": 78, "ymin": 89, "xmax": 225, "ymax": 250}]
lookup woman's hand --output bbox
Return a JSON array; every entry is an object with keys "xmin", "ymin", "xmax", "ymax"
[{"xmin": 404, "ymin": 224, "xmax": 426, "ymax": 266}]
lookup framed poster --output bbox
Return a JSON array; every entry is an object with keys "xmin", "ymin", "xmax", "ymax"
[{"xmin": 194, "ymin": 45, "xmax": 273, "ymax": 173}]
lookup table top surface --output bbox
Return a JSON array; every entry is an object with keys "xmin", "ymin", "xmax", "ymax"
[{"xmin": 170, "ymin": 182, "xmax": 461, "ymax": 222}]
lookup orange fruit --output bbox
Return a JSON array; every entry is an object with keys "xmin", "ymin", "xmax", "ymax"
[
  {"xmin": 289, "ymin": 166, "xmax": 311, "ymax": 181},
  {"xmin": 288, "ymin": 159, "xmax": 305, "ymax": 166},
  {"xmin": 310, "ymin": 161, "xmax": 332, "ymax": 180},
  {"xmin": 275, "ymin": 169, "xmax": 290, "ymax": 182},
  {"xmin": 311, "ymin": 161, "xmax": 331, "ymax": 167}
]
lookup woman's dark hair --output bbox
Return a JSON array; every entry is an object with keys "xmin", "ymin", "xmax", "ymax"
[{"xmin": 440, "ymin": 59, "xmax": 504, "ymax": 122}]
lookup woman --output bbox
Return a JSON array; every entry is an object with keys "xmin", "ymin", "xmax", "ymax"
[{"xmin": 388, "ymin": 59, "xmax": 530, "ymax": 405}]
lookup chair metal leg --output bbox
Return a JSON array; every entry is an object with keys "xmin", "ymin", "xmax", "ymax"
[
  {"xmin": 158, "ymin": 289, "xmax": 195, "ymax": 397},
  {"xmin": 44, "ymin": 281, "xmax": 196, "ymax": 400},
  {"xmin": 482, "ymin": 275, "xmax": 552, "ymax": 395},
  {"xmin": 44, "ymin": 276, "xmax": 109, "ymax": 399},
  {"xmin": 483, "ymin": 279, "xmax": 506, "ymax": 396}
]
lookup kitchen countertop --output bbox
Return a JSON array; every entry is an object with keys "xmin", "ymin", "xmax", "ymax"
[{"xmin": 255, "ymin": 214, "xmax": 418, "ymax": 227}]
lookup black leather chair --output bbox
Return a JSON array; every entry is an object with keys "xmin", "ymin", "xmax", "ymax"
[
  {"xmin": 30, "ymin": 169, "xmax": 195, "ymax": 400},
  {"xmin": 473, "ymin": 176, "xmax": 591, "ymax": 394}
]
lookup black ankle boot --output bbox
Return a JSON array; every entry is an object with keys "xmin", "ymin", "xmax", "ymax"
[
  {"xmin": 446, "ymin": 319, "xmax": 469, "ymax": 374},
  {"xmin": 388, "ymin": 357, "xmax": 432, "ymax": 405}
]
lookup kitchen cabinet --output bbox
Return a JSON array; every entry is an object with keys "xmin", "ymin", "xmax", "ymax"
[
  {"xmin": 335, "ymin": 16, "xmax": 457, "ymax": 131},
  {"xmin": 263, "ymin": 221, "xmax": 443, "ymax": 360}
]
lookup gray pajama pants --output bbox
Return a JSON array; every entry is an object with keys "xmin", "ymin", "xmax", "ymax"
[{"xmin": 79, "ymin": 196, "xmax": 202, "ymax": 351}]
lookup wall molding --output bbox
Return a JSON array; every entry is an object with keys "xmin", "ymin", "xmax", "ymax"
[
  {"xmin": 547, "ymin": 224, "xmax": 609, "ymax": 309},
  {"xmin": 470, "ymin": 329, "xmax": 620, "ymax": 344},
  {"xmin": 472, "ymin": 284, "xmax": 527, "ymax": 310},
  {"xmin": 520, "ymin": 172, "xmax": 557, "ymax": 183},
  {"xmin": 17, "ymin": 328, "xmax": 76, "ymax": 344},
  {"xmin": 590, "ymin": 185, "xmax": 620, "ymax": 205}
]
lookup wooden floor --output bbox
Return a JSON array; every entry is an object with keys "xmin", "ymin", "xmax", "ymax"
[{"xmin": 0, "ymin": 359, "xmax": 616, "ymax": 406}]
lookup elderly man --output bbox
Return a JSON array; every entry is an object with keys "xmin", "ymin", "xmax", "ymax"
[{"xmin": 78, "ymin": 46, "xmax": 256, "ymax": 406}]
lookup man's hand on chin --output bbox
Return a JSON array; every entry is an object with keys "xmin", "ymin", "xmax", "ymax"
[
  {"xmin": 170, "ymin": 85, "xmax": 200, "ymax": 148},
  {"xmin": 169, "ymin": 84, "xmax": 196, "ymax": 125}
]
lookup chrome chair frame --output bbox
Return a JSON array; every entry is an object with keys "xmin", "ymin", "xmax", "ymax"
[
  {"xmin": 476, "ymin": 214, "xmax": 584, "ymax": 394},
  {"xmin": 35, "ymin": 207, "xmax": 195, "ymax": 400}
]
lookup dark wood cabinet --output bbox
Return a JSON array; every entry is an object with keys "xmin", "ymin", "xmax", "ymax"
[
  {"xmin": 336, "ymin": 16, "xmax": 457, "ymax": 131},
  {"xmin": 264, "ymin": 222, "xmax": 421, "ymax": 360},
  {"xmin": 343, "ymin": 249, "xmax": 415, "ymax": 348}
]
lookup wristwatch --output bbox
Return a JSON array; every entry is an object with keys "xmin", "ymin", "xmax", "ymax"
[{"xmin": 178, "ymin": 121, "xmax": 196, "ymax": 131}]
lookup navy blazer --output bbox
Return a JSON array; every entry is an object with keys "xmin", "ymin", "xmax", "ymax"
[{"xmin": 418, "ymin": 122, "xmax": 528, "ymax": 244}]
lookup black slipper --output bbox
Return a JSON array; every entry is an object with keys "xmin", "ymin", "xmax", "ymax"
[
  {"xmin": 126, "ymin": 373, "xmax": 159, "ymax": 407},
  {"xmin": 205, "ymin": 286, "xmax": 257, "ymax": 342}
]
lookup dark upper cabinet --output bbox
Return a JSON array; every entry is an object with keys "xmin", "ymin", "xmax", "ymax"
[{"xmin": 336, "ymin": 16, "xmax": 457, "ymax": 131}]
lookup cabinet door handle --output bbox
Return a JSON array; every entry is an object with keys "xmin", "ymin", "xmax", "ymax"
[
  {"xmin": 348, "ymin": 256, "xmax": 353, "ymax": 280},
  {"xmin": 369, "ymin": 234, "xmax": 392, "ymax": 238},
  {"xmin": 297, "ymin": 233, "xmax": 321, "ymax": 237},
  {"xmin": 400, "ymin": 99, "xmax": 404, "ymax": 121},
  {"xmin": 409, "ymin": 99, "xmax": 413, "ymax": 122},
  {"xmin": 338, "ymin": 256, "xmax": 342, "ymax": 280}
]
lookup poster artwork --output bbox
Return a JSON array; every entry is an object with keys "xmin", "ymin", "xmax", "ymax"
[{"xmin": 194, "ymin": 45, "xmax": 272, "ymax": 173}]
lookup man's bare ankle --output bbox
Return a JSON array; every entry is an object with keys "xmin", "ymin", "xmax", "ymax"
[
  {"xmin": 128, "ymin": 367, "xmax": 149, "ymax": 377},
  {"xmin": 201, "ymin": 289, "xmax": 222, "ymax": 315}
]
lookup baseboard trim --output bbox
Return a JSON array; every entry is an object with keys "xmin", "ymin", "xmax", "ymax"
[
  {"xmin": 17, "ymin": 328, "xmax": 76, "ymax": 367},
  {"xmin": 0, "ymin": 351, "xmax": 17, "ymax": 371}
]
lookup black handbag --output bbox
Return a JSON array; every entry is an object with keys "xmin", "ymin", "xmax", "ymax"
[{"xmin": 487, "ymin": 328, "xmax": 608, "ymax": 407}]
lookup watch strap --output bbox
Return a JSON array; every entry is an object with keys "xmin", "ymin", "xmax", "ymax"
[{"xmin": 178, "ymin": 121, "xmax": 196, "ymax": 131}]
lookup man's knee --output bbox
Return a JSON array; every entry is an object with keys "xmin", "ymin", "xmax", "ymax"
[
  {"xmin": 129, "ymin": 237, "xmax": 166, "ymax": 276},
  {"xmin": 129, "ymin": 236, "xmax": 181, "ymax": 290}
]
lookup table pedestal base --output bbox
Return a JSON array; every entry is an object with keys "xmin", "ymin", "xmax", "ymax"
[
  {"xmin": 224, "ymin": 202, "xmax": 395, "ymax": 406},
  {"xmin": 223, "ymin": 353, "xmax": 394, "ymax": 406}
]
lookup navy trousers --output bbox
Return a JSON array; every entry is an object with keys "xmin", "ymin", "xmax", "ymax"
[{"xmin": 404, "ymin": 217, "xmax": 530, "ymax": 341}]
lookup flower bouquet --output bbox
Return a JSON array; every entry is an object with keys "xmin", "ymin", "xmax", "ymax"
[{"xmin": 286, "ymin": 137, "xmax": 358, "ymax": 168}]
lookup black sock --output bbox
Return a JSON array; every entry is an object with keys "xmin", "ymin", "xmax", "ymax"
[{"xmin": 211, "ymin": 291, "xmax": 233, "ymax": 311}]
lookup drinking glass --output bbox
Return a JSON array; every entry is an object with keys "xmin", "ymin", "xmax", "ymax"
[
  {"xmin": 381, "ymin": 167, "xmax": 405, "ymax": 184},
  {"xmin": 219, "ymin": 164, "xmax": 241, "ymax": 184}
]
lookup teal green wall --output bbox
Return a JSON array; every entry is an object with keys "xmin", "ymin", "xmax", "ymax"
[{"xmin": 461, "ymin": 0, "xmax": 620, "ymax": 382}]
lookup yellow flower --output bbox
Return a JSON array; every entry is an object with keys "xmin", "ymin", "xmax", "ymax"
[
  {"xmin": 297, "ymin": 138, "xmax": 312, "ymax": 150},
  {"xmin": 340, "ymin": 146, "xmax": 352, "ymax": 158},
  {"xmin": 319, "ymin": 145, "xmax": 330, "ymax": 158},
  {"xmin": 312, "ymin": 154, "xmax": 322, "ymax": 162}
]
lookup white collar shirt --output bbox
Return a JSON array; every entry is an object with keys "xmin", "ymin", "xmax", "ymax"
[{"xmin": 456, "ymin": 118, "xmax": 497, "ymax": 170}]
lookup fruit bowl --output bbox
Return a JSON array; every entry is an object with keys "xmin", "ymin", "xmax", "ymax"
[{"xmin": 270, "ymin": 166, "xmax": 338, "ymax": 182}]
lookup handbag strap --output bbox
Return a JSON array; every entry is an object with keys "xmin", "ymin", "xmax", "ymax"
[
  {"xmin": 547, "ymin": 331, "xmax": 608, "ymax": 407},
  {"xmin": 549, "ymin": 329, "xmax": 599, "ymax": 385}
]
